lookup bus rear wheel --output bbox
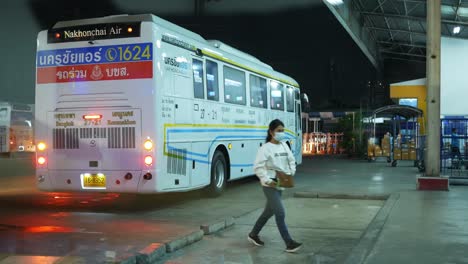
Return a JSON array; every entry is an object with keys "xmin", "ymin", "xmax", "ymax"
[{"xmin": 207, "ymin": 151, "xmax": 227, "ymax": 197}]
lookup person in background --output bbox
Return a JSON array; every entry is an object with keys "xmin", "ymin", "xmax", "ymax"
[
  {"xmin": 387, "ymin": 132, "xmax": 394, "ymax": 148},
  {"xmin": 396, "ymin": 133, "xmax": 402, "ymax": 149},
  {"xmin": 247, "ymin": 119, "xmax": 302, "ymax": 253},
  {"xmin": 451, "ymin": 128, "xmax": 462, "ymax": 164}
]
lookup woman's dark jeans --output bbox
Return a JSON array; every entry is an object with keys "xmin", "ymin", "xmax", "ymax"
[{"xmin": 250, "ymin": 186, "xmax": 292, "ymax": 245}]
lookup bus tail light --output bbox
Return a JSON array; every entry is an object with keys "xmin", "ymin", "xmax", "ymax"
[
  {"xmin": 144, "ymin": 156, "xmax": 153, "ymax": 166},
  {"xmin": 37, "ymin": 142, "xmax": 46, "ymax": 151},
  {"xmin": 37, "ymin": 156, "xmax": 47, "ymax": 165},
  {"xmin": 143, "ymin": 139, "xmax": 153, "ymax": 151}
]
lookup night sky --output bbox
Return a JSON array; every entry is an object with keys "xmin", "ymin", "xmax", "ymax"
[
  {"xmin": 1, "ymin": 0, "xmax": 425, "ymax": 109},
  {"xmin": 171, "ymin": 7, "xmax": 379, "ymax": 109}
]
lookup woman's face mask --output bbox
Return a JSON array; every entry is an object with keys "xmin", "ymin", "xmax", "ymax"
[{"xmin": 274, "ymin": 132, "xmax": 287, "ymax": 142}]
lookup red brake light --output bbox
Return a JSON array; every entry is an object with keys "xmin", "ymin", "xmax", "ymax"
[{"xmin": 83, "ymin": 114, "xmax": 102, "ymax": 120}]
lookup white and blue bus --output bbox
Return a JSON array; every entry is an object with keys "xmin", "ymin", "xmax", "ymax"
[{"xmin": 35, "ymin": 14, "xmax": 303, "ymax": 195}]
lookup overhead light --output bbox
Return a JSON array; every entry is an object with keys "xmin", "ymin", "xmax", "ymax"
[
  {"xmin": 325, "ymin": 0, "xmax": 344, "ymax": 5},
  {"xmin": 453, "ymin": 26, "xmax": 461, "ymax": 34}
]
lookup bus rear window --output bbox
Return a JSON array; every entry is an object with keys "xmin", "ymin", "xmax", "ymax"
[{"xmin": 11, "ymin": 111, "xmax": 33, "ymax": 127}]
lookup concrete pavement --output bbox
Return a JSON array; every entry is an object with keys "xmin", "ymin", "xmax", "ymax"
[
  {"xmin": 364, "ymin": 187, "xmax": 468, "ymax": 264},
  {"xmin": 157, "ymin": 197, "xmax": 384, "ymax": 264},
  {"xmin": 2, "ymin": 155, "xmax": 467, "ymax": 263}
]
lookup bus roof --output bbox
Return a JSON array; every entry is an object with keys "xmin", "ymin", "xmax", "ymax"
[{"xmin": 52, "ymin": 14, "xmax": 299, "ymax": 88}]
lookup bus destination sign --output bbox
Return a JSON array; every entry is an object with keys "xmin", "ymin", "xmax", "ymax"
[{"xmin": 48, "ymin": 22, "xmax": 141, "ymax": 43}]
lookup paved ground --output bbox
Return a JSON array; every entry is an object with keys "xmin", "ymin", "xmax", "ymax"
[
  {"xmin": 364, "ymin": 187, "xmax": 468, "ymax": 264},
  {"xmin": 295, "ymin": 156, "xmax": 418, "ymax": 195},
  {"xmin": 2, "ymin": 155, "xmax": 460, "ymax": 263},
  {"xmin": 157, "ymin": 197, "xmax": 383, "ymax": 264}
]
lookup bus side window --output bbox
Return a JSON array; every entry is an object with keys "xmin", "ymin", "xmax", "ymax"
[
  {"xmin": 206, "ymin": 60, "xmax": 219, "ymax": 101},
  {"xmin": 250, "ymin": 75, "xmax": 267, "ymax": 108},
  {"xmin": 286, "ymin": 86, "xmax": 294, "ymax": 112},
  {"xmin": 223, "ymin": 66, "xmax": 246, "ymax": 105},
  {"xmin": 270, "ymin": 81, "xmax": 284, "ymax": 111},
  {"xmin": 192, "ymin": 59, "xmax": 204, "ymax": 99}
]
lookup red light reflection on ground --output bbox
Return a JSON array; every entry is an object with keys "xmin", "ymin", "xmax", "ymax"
[
  {"xmin": 44, "ymin": 192, "xmax": 121, "ymax": 206},
  {"xmin": 24, "ymin": 225, "xmax": 76, "ymax": 233}
]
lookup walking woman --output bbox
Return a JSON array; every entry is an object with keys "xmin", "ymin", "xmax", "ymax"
[{"xmin": 248, "ymin": 119, "xmax": 302, "ymax": 253}]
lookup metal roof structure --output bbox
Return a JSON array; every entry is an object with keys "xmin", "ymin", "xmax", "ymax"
[
  {"xmin": 32, "ymin": 0, "xmax": 461, "ymax": 70},
  {"xmin": 325, "ymin": 0, "xmax": 468, "ymax": 68},
  {"xmin": 372, "ymin": 104, "xmax": 423, "ymax": 118}
]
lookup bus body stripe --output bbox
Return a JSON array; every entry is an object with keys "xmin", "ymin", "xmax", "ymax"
[{"xmin": 163, "ymin": 124, "xmax": 297, "ymax": 166}]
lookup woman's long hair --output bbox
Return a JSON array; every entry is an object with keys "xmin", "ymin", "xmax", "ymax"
[{"xmin": 266, "ymin": 119, "xmax": 284, "ymax": 143}]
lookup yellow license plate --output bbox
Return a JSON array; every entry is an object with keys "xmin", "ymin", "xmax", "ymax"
[{"xmin": 82, "ymin": 173, "xmax": 106, "ymax": 188}]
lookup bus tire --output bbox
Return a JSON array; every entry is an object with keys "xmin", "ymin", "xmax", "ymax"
[{"xmin": 207, "ymin": 151, "xmax": 227, "ymax": 197}]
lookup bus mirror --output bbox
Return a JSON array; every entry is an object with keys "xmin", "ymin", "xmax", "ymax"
[{"xmin": 301, "ymin": 93, "xmax": 310, "ymax": 112}]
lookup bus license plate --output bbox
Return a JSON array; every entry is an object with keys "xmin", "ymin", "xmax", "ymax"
[{"xmin": 83, "ymin": 174, "xmax": 106, "ymax": 188}]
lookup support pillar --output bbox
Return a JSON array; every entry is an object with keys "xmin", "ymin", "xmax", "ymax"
[{"xmin": 419, "ymin": 0, "xmax": 448, "ymax": 190}]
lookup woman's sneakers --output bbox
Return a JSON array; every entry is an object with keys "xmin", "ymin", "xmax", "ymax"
[
  {"xmin": 286, "ymin": 240, "xmax": 302, "ymax": 253},
  {"xmin": 248, "ymin": 233, "xmax": 265, "ymax": 246},
  {"xmin": 248, "ymin": 234, "xmax": 302, "ymax": 252}
]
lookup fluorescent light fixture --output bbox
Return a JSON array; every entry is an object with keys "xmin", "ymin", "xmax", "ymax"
[
  {"xmin": 326, "ymin": 0, "xmax": 344, "ymax": 5},
  {"xmin": 272, "ymin": 90, "xmax": 282, "ymax": 97},
  {"xmin": 454, "ymin": 26, "xmax": 461, "ymax": 34},
  {"xmin": 225, "ymin": 79, "xmax": 242, "ymax": 87}
]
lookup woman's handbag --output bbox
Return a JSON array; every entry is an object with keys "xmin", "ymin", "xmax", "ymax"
[
  {"xmin": 275, "ymin": 170, "xmax": 295, "ymax": 188},
  {"xmin": 273, "ymin": 141, "xmax": 295, "ymax": 188}
]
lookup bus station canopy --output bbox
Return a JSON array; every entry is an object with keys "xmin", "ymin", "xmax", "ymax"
[{"xmin": 372, "ymin": 105, "xmax": 423, "ymax": 119}]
